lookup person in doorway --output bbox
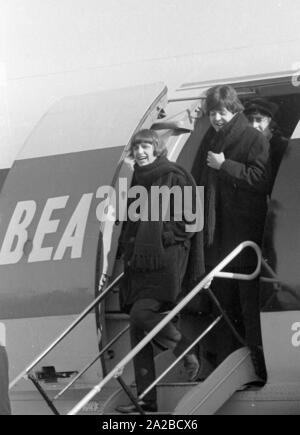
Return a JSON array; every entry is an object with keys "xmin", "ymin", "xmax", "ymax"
[
  {"xmin": 192, "ymin": 85, "xmax": 270, "ymax": 382},
  {"xmin": 244, "ymin": 98, "xmax": 288, "ymax": 191},
  {"xmin": 116, "ymin": 129, "xmax": 205, "ymax": 413},
  {"xmin": 0, "ymin": 344, "xmax": 11, "ymax": 415}
]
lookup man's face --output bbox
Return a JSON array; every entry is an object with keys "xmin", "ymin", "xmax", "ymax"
[
  {"xmin": 132, "ymin": 142, "xmax": 157, "ymax": 166},
  {"xmin": 209, "ymin": 108, "xmax": 236, "ymax": 131},
  {"xmin": 247, "ymin": 112, "xmax": 272, "ymax": 136}
]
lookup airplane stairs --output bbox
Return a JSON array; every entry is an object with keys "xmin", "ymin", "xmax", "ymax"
[
  {"xmin": 101, "ymin": 347, "xmax": 258, "ymax": 415},
  {"xmin": 9, "ymin": 243, "xmax": 265, "ymax": 415}
]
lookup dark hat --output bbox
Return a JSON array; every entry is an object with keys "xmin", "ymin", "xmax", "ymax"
[{"xmin": 244, "ymin": 98, "xmax": 278, "ymax": 118}]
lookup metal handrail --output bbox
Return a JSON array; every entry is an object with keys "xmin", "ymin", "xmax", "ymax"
[
  {"xmin": 53, "ymin": 324, "xmax": 130, "ymax": 401},
  {"xmin": 260, "ymin": 277, "xmax": 280, "ymax": 283},
  {"xmin": 9, "ymin": 272, "xmax": 124, "ymax": 390},
  {"xmin": 139, "ymin": 316, "xmax": 222, "ymax": 401},
  {"xmin": 68, "ymin": 241, "xmax": 261, "ymax": 415},
  {"xmin": 259, "ymin": 258, "xmax": 281, "ymax": 284},
  {"xmin": 260, "ymin": 258, "xmax": 280, "ymax": 281}
]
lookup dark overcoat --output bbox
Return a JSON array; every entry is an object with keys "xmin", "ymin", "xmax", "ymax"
[
  {"xmin": 119, "ymin": 169, "xmax": 204, "ymax": 314},
  {"xmin": 192, "ymin": 113, "xmax": 270, "ymax": 269},
  {"xmin": 269, "ymin": 132, "xmax": 288, "ymax": 191}
]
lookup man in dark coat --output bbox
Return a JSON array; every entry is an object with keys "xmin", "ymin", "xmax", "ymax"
[
  {"xmin": 192, "ymin": 85, "xmax": 270, "ymax": 381},
  {"xmin": 117, "ymin": 129, "xmax": 205, "ymax": 413},
  {"xmin": 244, "ymin": 98, "xmax": 289, "ymax": 192}
]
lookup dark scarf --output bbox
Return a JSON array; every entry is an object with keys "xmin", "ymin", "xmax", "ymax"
[
  {"xmin": 130, "ymin": 157, "xmax": 176, "ymax": 271},
  {"xmin": 198, "ymin": 113, "xmax": 249, "ymax": 247},
  {"xmin": 122, "ymin": 156, "xmax": 203, "ymax": 280},
  {"xmin": 133, "ymin": 155, "xmax": 181, "ymax": 189}
]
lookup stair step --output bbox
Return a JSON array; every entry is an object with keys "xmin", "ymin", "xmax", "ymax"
[
  {"xmin": 105, "ymin": 313, "xmax": 129, "ymax": 321},
  {"xmin": 10, "ymin": 385, "xmax": 118, "ymax": 415},
  {"xmin": 107, "ymin": 412, "xmax": 172, "ymax": 416},
  {"xmin": 101, "ymin": 382, "xmax": 198, "ymax": 414},
  {"xmin": 132, "ymin": 382, "xmax": 199, "ymax": 388}
]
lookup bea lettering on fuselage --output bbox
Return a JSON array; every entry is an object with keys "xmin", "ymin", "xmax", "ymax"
[
  {"xmin": 0, "ymin": 182, "xmax": 202, "ymax": 265},
  {"xmin": 292, "ymin": 323, "xmax": 300, "ymax": 348},
  {"xmin": 0, "ymin": 193, "xmax": 99, "ymax": 265}
]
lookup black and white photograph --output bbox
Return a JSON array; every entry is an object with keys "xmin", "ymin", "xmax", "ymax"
[{"xmin": 1, "ymin": 0, "xmax": 300, "ymax": 417}]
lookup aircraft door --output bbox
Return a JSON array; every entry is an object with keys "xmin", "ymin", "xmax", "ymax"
[
  {"xmin": 0, "ymin": 83, "xmax": 168, "ymax": 395},
  {"xmin": 261, "ymin": 119, "xmax": 300, "ymax": 312},
  {"xmin": 260, "ymin": 118, "xmax": 300, "ymax": 384}
]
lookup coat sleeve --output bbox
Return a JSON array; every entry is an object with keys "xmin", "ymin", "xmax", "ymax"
[
  {"xmin": 219, "ymin": 131, "xmax": 270, "ymax": 194},
  {"xmin": 162, "ymin": 173, "xmax": 200, "ymax": 246}
]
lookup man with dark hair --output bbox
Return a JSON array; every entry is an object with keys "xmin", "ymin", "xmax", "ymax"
[
  {"xmin": 244, "ymin": 98, "xmax": 288, "ymax": 190},
  {"xmin": 192, "ymin": 85, "xmax": 270, "ymax": 382},
  {"xmin": 116, "ymin": 129, "xmax": 205, "ymax": 413}
]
